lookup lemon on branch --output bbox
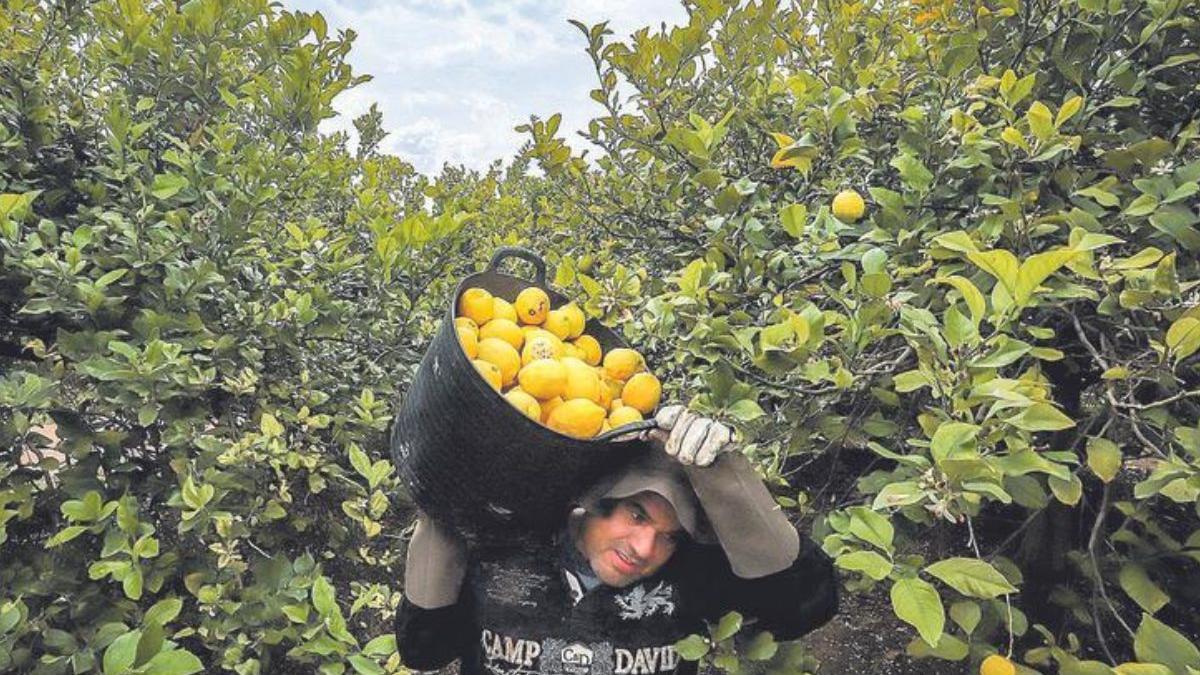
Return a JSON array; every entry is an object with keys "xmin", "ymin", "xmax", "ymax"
[
  {"xmin": 831, "ymin": 189, "xmax": 866, "ymax": 223},
  {"xmin": 979, "ymin": 655, "xmax": 1016, "ymax": 675}
]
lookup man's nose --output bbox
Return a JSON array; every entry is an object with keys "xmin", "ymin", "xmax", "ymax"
[{"xmin": 629, "ymin": 526, "xmax": 656, "ymax": 560}]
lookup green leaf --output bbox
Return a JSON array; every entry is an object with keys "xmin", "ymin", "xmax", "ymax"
[
  {"xmin": 142, "ymin": 650, "xmax": 203, "ymax": 675},
  {"xmin": 1056, "ymin": 95, "xmax": 1084, "ymax": 127},
  {"xmin": 779, "ymin": 204, "xmax": 807, "ymax": 238},
  {"xmin": 674, "ymin": 634, "xmax": 710, "ymax": 660},
  {"xmin": 1014, "ymin": 248, "xmax": 1079, "ymax": 304},
  {"xmin": 891, "ymin": 153, "xmax": 933, "ymax": 192},
  {"xmin": 1087, "ymin": 438, "xmax": 1122, "ymax": 483},
  {"xmin": 1008, "ymin": 402, "xmax": 1075, "ymax": 431},
  {"xmin": 893, "ymin": 370, "xmax": 931, "ymax": 392},
  {"xmin": 836, "ymin": 550, "xmax": 894, "ymax": 581},
  {"xmin": 123, "ymin": 566, "xmax": 144, "ymax": 600},
  {"xmin": 949, "ymin": 600, "xmax": 981, "ymax": 634},
  {"xmin": 930, "ymin": 422, "xmax": 979, "ymax": 463},
  {"xmin": 103, "ymin": 630, "xmax": 141, "ymax": 675},
  {"xmin": 924, "ymin": 558, "xmax": 1017, "ymax": 599},
  {"xmin": 348, "ymin": 444, "xmax": 372, "ymax": 481},
  {"xmin": 1001, "ymin": 126, "xmax": 1030, "ymax": 152},
  {"xmin": 46, "ymin": 525, "xmax": 88, "ymax": 547},
  {"xmin": 143, "ymin": 597, "xmax": 183, "ymax": 627},
  {"xmin": 744, "ymin": 631, "xmax": 778, "ymax": 661},
  {"xmin": 1027, "ymin": 101, "xmax": 1054, "ymax": 142},
  {"xmin": 1125, "ymin": 194, "xmax": 1160, "ymax": 217},
  {"xmin": 1119, "ymin": 564, "xmax": 1170, "ymax": 614},
  {"xmin": 150, "ymin": 174, "xmax": 189, "ymax": 200},
  {"xmin": 972, "ymin": 337, "xmax": 1032, "ymax": 368},
  {"xmin": 848, "ymin": 506, "xmax": 894, "ymax": 553},
  {"xmin": 260, "ymin": 412, "xmax": 284, "ymax": 437},
  {"xmin": 713, "ymin": 611, "xmax": 743, "ymax": 641},
  {"xmin": 362, "ymin": 635, "xmax": 395, "ymax": 657},
  {"xmin": 312, "ymin": 575, "xmax": 337, "ymax": 617},
  {"xmin": 873, "ymin": 481, "xmax": 927, "ymax": 509},
  {"xmin": 725, "ymin": 399, "xmax": 764, "ymax": 422},
  {"xmin": 348, "ymin": 655, "xmax": 385, "ymax": 675},
  {"xmin": 1166, "ymin": 318, "xmax": 1200, "ymax": 361},
  {"xmin": 966, "ymin": 250, "xmax": 1019, "ymax": 295},
  {"xmin": 1149, "ymin": 205, "xmax": 1200, "ymax": 251},
  {"xmin": 890, "ymin": 577, "xmax": 945, "ymax": 647},
  {"xmin": 1048, "ymin": 473, "xmax": 1083, "ymax": 505},
  {"xmin": 1113, "ymin": 247, "xmax": 1165, "ymax": 269},
  {"xmin": 1133, "ymin": 614, "xmax": 1200, "ymax": 673},
  {"xmin": 930, "ymin": 276, "xmax": 986, "ymax": 327}
]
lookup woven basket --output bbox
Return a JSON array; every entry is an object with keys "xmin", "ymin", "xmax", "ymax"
[{"xmin": 390, "ymin": 247, "xmax": 656, "ymax": 542}]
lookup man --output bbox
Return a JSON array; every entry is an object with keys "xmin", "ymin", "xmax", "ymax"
[{"xmin": 395, "ymin": 405, "xmax": 838, "ymax": 674}]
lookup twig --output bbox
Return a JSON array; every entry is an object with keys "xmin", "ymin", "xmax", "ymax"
[{"xmin": 1088, "ymin": 483, "xmax": 1136, "ymax": 641}]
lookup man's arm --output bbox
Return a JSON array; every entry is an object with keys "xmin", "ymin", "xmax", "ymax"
[
  {"xmin": 683, "ymin": 454, "xmax": 839, "ymax": 640},
  {"xmin": 394, "ymin": 512, "xmax": 473, "ymax": 670}
]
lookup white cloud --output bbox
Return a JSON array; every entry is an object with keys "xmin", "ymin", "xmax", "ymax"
[{"xmin": 284, "ymin": 0, "xmax": 687, "ymax": 174}]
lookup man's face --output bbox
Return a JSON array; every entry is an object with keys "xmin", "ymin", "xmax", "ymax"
[{"xmin": 576, "ymin": 491, "xmax": 684, "ymax": 587}]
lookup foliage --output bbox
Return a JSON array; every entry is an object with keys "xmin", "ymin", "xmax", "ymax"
[
  {"xmin": 518, "ymin": 0, "xmax": 1200, "ymax": 671},
  {"xmin": 5, "ymin": 0, "xmax": 1200, "ymax": 672},
  {"xmin": 0, "ymin": 0, "xmax": 536, "ymax": 672}
]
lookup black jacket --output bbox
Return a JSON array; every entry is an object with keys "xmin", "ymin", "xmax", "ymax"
[{"xmin": 395, "ymin": 533, "xmax": 837, "ymax": 675}]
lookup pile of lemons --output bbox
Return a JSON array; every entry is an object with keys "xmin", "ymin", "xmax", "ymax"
[{"xmin": 455, "ymin": 286, "xmax": 661, "ymax": 439}]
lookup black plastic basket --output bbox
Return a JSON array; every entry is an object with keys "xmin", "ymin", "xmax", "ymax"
[{"xmin": 390, "ymin": 247, "xmax": 656, "ymax": 542}]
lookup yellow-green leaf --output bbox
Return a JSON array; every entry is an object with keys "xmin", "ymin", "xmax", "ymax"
[
  {"xmin": 966, "ymin": 249, "xmax": 1020, "ymax": 295},
  {"xmin": 1014, "ymin": 248, "xmax": 1080, "ymax": 304},
  {"xmin": 1166, "ymin": 317, "xmax": 1200, "ymax": 361},
  {"xmin": 1056, "ymin": 95, "xmax": 1084, "ymax": 127},
  {"xmin": 930, "ymin": 276, "xmax": 986, "ymax": 327},
  {"xmin": 1087, "ymin": 437, "xmax": 1121, "ymax": 483}
]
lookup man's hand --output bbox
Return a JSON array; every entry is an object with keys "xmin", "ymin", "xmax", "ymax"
[{"xmin": 645, "ymin": 404, "xmax": 736, "ymax": 467}]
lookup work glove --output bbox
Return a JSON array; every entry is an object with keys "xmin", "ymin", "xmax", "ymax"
[{"xmin": 614, "ymin": 404, "xmax": 736, "ymax": 467}]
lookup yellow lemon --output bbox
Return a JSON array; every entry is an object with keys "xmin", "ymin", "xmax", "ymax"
[
  {"xmin": 560, "ymin": 302, "xmax": 587, "ymax": 338},
  {"xmin": 561, "ymin": 357, "xmax": 602, "ymax": 403},
  {"xmin": 476, "ymin": 338, "xmax": 521, "ymax": 387},
  {"xmin": 562, "ymin": 342, "xmax": 585, "ymax": 361},
  {"xmin": 610, "ymin": 397, "xmax": 624, "ymax": 412},
  {"xmin": 603, "ymin": 375, "xmax": 624, "ymax": 404},
  {"xmin": 573, "ymin": 334, "xmax": 602, "ymax": 366},
  {"xmin": 543, "ymin": 309, "xmax": 573, "ymax": 340},
  {"xmin": 471, "ymin": 359, "xmax": 502, "ymax": 391},
  {"xmin": 504, "ymin": 389, "xmax": 541, "ymax": 421},
  {"xmin": 479, "ymin": 318, "xmax": 524, "ymax": 350},
  {"xmin": 600, "ymin": 420, "xmax": 612, "ymax": 433},
  {"xmin": 621, "ymin": 372, "xmax": 662, "ymax": 414},
  {"xmin": 517, "ymin": 358, "xmax": 567, "ymax": 400},
  {"xmin": 609, "ymin": 405, "xmax": 644, "ymax": 428},
  {"xmin": 596, "ymin": 377, "xmax": 613, "ymax": 410},
  {"xmin": 979, "ymin": 655, "xmax": 1016, "ymax": 675},
  {"xmin": 455, "ymin": 317, "xmax": 479, "ymax": 334},
  {"xmin": 457, "ymin": 327, "xmax": 479, "ymax": 359},
  {"xmin": 540, "ymin": 396, "xmax": 564, "ymax": 423},
  {"xmin": 492, "ymin": 297, "xmax": 518, "ymax": 323},
  {"xmin": 831, "ymin": 189, "xmax": 866, "ymax": 223},
  {"xmin": 458, "ymin": 288, "xmax": 494, "ymax": 325},
  {"xmin": 521, "ymin": 333, "xmax": 565, "ymax": 366},
  {"xmin": 603, "ymin": 348, "xmax": 644, "ymax": 381},
  {"xmin": 547, "ymin": 398, "xmax": 607, "ymax": 438},
  {"xmin": 514, "ymin": 287, "xmax": 550, "ymax": 325}
]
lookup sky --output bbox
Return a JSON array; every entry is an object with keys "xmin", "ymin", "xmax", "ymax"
[{"xmin": 281, "ymin": 0, "xmax": 687, "ymax": 175}]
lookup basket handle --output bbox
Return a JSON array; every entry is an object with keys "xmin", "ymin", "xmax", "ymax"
[
  {"xmin": 593, "ymin": 418, "xmax": 658, "ymax": 443},
  {"xmin": 488, "ymin": 247, "xmax": 547, "ymax": 288}
]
